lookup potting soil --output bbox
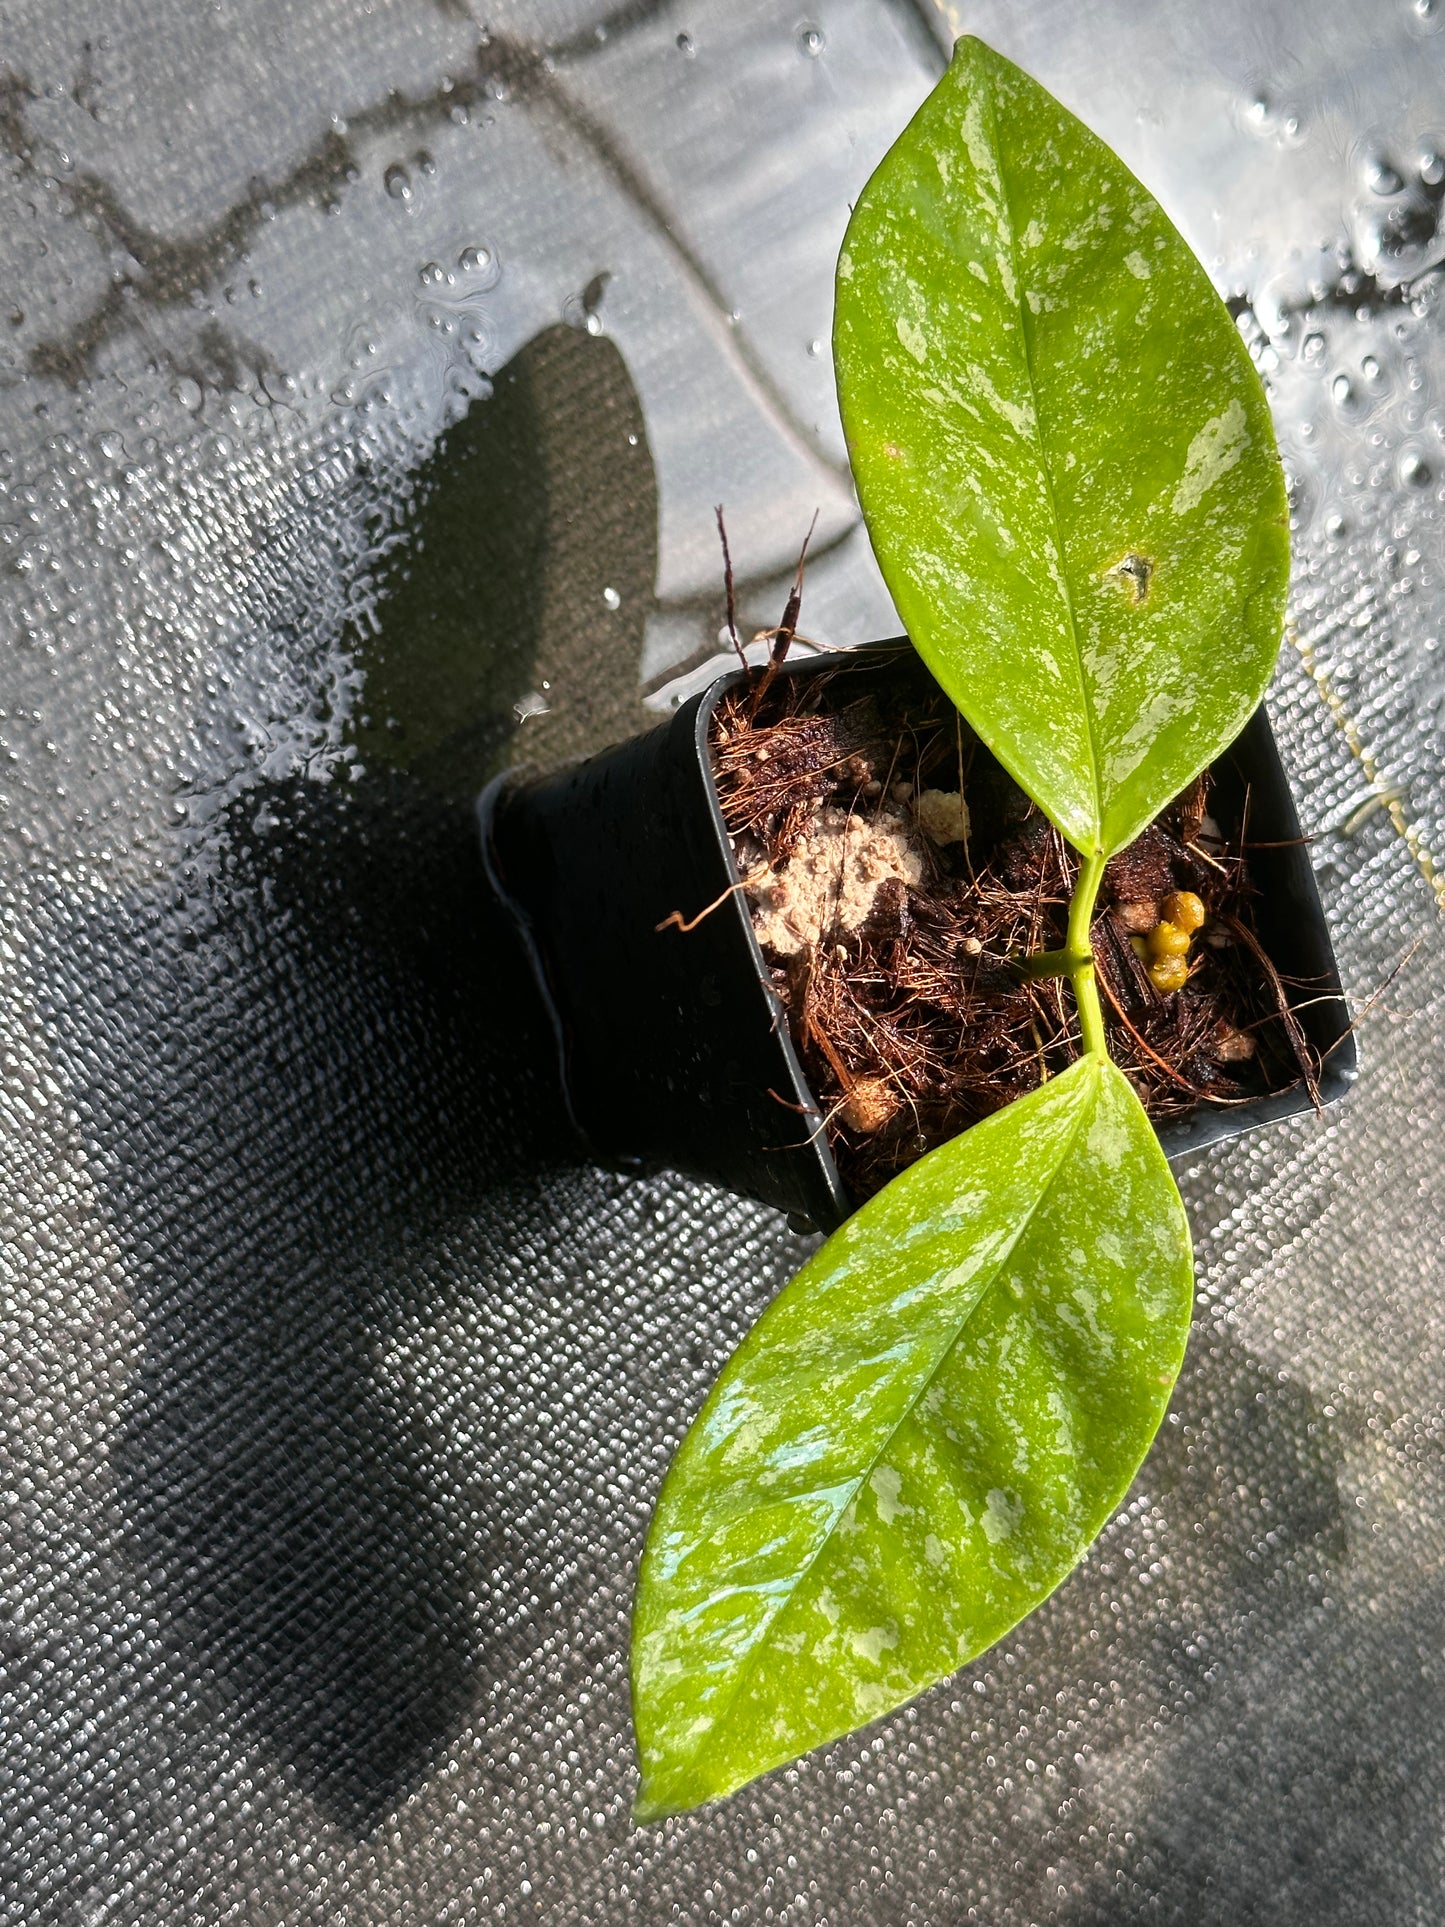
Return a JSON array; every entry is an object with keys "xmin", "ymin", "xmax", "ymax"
[{"xmin": 712, "ymin": 665, "xmax": 1315, "ymax": 1204}]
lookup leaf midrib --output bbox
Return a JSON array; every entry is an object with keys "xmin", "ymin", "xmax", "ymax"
[
  {"xmin": 981, "ymin": 56, "xmax": 1106, "ymax": 854},
  {"xmin": 657, "ymin": 1062, "xmax": 1100, "ymax": 1802}
]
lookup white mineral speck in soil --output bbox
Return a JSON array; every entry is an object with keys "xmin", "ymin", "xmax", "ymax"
[{"xmin": 748, "ymin": 805, "xmax": 924, "ymax": 956}]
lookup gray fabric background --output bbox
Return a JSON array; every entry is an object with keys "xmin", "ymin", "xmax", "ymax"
[{"xmin": 2, "ymin": 1, "xmax": 1444, "ymax": 1921}]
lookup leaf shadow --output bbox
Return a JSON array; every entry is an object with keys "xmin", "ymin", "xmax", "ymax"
[{"xmin": 1044, "ymin": 1323, "xmax": 1361, "ymax": 1922}]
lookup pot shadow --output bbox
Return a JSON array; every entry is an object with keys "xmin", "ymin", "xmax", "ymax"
[{"xmin": 33, "ymin": 319, "xmax": 659, "ymax": 1832}]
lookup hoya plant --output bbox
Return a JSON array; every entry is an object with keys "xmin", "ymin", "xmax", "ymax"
[{"xmin": 630, "ymin": 36, "xmax": 1289, "ymax": 1820}]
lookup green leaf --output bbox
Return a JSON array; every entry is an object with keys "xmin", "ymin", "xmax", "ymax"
[
  {"xmin": 833, "ymin": 36, "xmax": 1290, "ymax": 858},
  {"xmin": 631, "ymin": 1056, "xmax": 1192, "ymax": 1819}
]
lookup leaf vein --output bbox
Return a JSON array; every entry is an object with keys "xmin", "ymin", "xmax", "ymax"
[{"xmin": 983, "ymin": 62, "xmax": 1106, "ymax": 854}]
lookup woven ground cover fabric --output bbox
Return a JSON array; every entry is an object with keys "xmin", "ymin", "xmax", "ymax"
[{"xmin": 2, "ymin": 1, "xmax": 1444, "ymax": 1921}]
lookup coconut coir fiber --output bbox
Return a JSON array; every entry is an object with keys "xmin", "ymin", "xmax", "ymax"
[{"xmin": 709, "ymin": 651, "xmax": 1320, "ymax": 1208}]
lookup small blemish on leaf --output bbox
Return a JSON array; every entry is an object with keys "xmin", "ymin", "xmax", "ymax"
[{"xmin": 1104, "ymin": 551, "xmax": 1153, "ymax": 603}]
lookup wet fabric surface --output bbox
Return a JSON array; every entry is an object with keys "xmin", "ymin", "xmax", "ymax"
[{"xmin": 2, "ymin": 1, "xmax": 1444, "ymax": 1921}]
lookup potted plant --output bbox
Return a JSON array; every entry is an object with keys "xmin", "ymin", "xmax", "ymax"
[{"xmin": 482, "ymin": 37, "xmax": 1354, "ymax": 1818}]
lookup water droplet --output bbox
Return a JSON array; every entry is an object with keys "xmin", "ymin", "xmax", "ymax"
[
  {"xmin": 797, "ymin": 23, "xmax": 825, "ymax": 56},
  {"xmin": 1302, "ymin": 331, "xmax": 1325, "ymax": 361},
  {"xmin": 419, "ymin": 260, "xmax": 449, "ymax": 287},
  {"xmin": 1358, "ymin": 196, "xmax": 1440, "ymax": 274},
  {"xmin": 173, "ymin": 377, "xmax": 203, "ymax": 414},
  {"xmin": 1364, "ymin": 152, "xmax": 1405, "ymax": 196},
  {"xmin": 602, "ymin": 586, "xmax": 621, "ymax": 611},
  {"xmin": 627, "ymin": 433, "xmax": 638, "ymax": 446},
  {"xmin": 458, "ymin": 243, "xmax": 500, "ymax": 289},
  {"xmin": 1400, "ymin": 448, "xmax": 1433, "ymax": 487},
  {"xmin": 1332, "ymin": 373, "xmax": 1355, "ymax": 408},
  {"xmin": 96, "ymin": 431, "xmax": 124, "ymax": 461},
  {"xmin": 676, "ymin": 30, "xmax": 694, "ymax": 54},
  {"xmin": 1422, "ymin": 149, "xmax": 1445, "ymax": 188},
  {"xmin": 807, "ymin": 338, "xmax": 823, "ymax": 357},
  {"xmin": 416, "ymin": 149, "xmax": 436, "ymax": 177},
  {"xmin": 460, "ymin": 320, "xmax": 491, "ymax": 368},
  {"xmin": 384, "ymin": 162, "xmax": 412, "ymax": 202},
  {"xmin": 1362, "ymin": 354, "xmax": 1383, "ymax": 383},
  {"xmin": 514, "ymin": 690, "xmax": 550, "ymax": 722},
  {"xmin": 1416, "ymin": 0, "xmax": 1436, "ymax": 19}
]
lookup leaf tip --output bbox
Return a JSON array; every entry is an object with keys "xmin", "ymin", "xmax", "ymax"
[
  {"xmin": 946, "ymin": 32, "xmax": 1013, "ymax": 91},
  {"xmin": 632, "ymin": 1771, "xmax": 700, "ymax": 1827},
  {"xmin": 630, "ymin": 1789, "xmax": 668, "ymax": 1827}
]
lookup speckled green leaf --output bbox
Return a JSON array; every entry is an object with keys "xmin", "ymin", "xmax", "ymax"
[
  {"xmin": 834, "ymin": 36, "xmax": 1290, "ymax": 858},
  {"xmin": 630, "ymin": 1056, "xmax": 1192, "ymax": 1818}
]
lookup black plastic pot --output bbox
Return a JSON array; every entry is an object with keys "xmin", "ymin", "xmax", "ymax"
[{"xmin": 479, "ymin": 642, "xmax": 1356, "ymax": 1234}]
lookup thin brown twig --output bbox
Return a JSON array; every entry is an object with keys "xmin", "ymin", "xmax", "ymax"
[{"xmin": 1215, "ymin": 909, "xmax": 1321, "ymax": 1105}]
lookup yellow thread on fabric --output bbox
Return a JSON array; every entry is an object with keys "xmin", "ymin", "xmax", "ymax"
[{"xmin": 1289, "ymin": 622, "xmax": 1445, "ymax": 917}]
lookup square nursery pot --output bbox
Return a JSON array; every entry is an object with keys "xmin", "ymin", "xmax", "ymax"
[{"xmin": 479, "ymin": 642, "xmax": 1356, "ymax": 1235}]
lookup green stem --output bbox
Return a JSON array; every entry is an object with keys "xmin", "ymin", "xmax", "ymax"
[
  {"xmin": 1016, "ymin": 947, "xmax": 1072, "ymax": 981},
  {"xmin": 1011, "ymin": 853, "xmax": 1110, "ymax": 1058},
  {"xmin": 1066, "ymin": 850, "xmax": 1108, "ymax": 1059}
]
